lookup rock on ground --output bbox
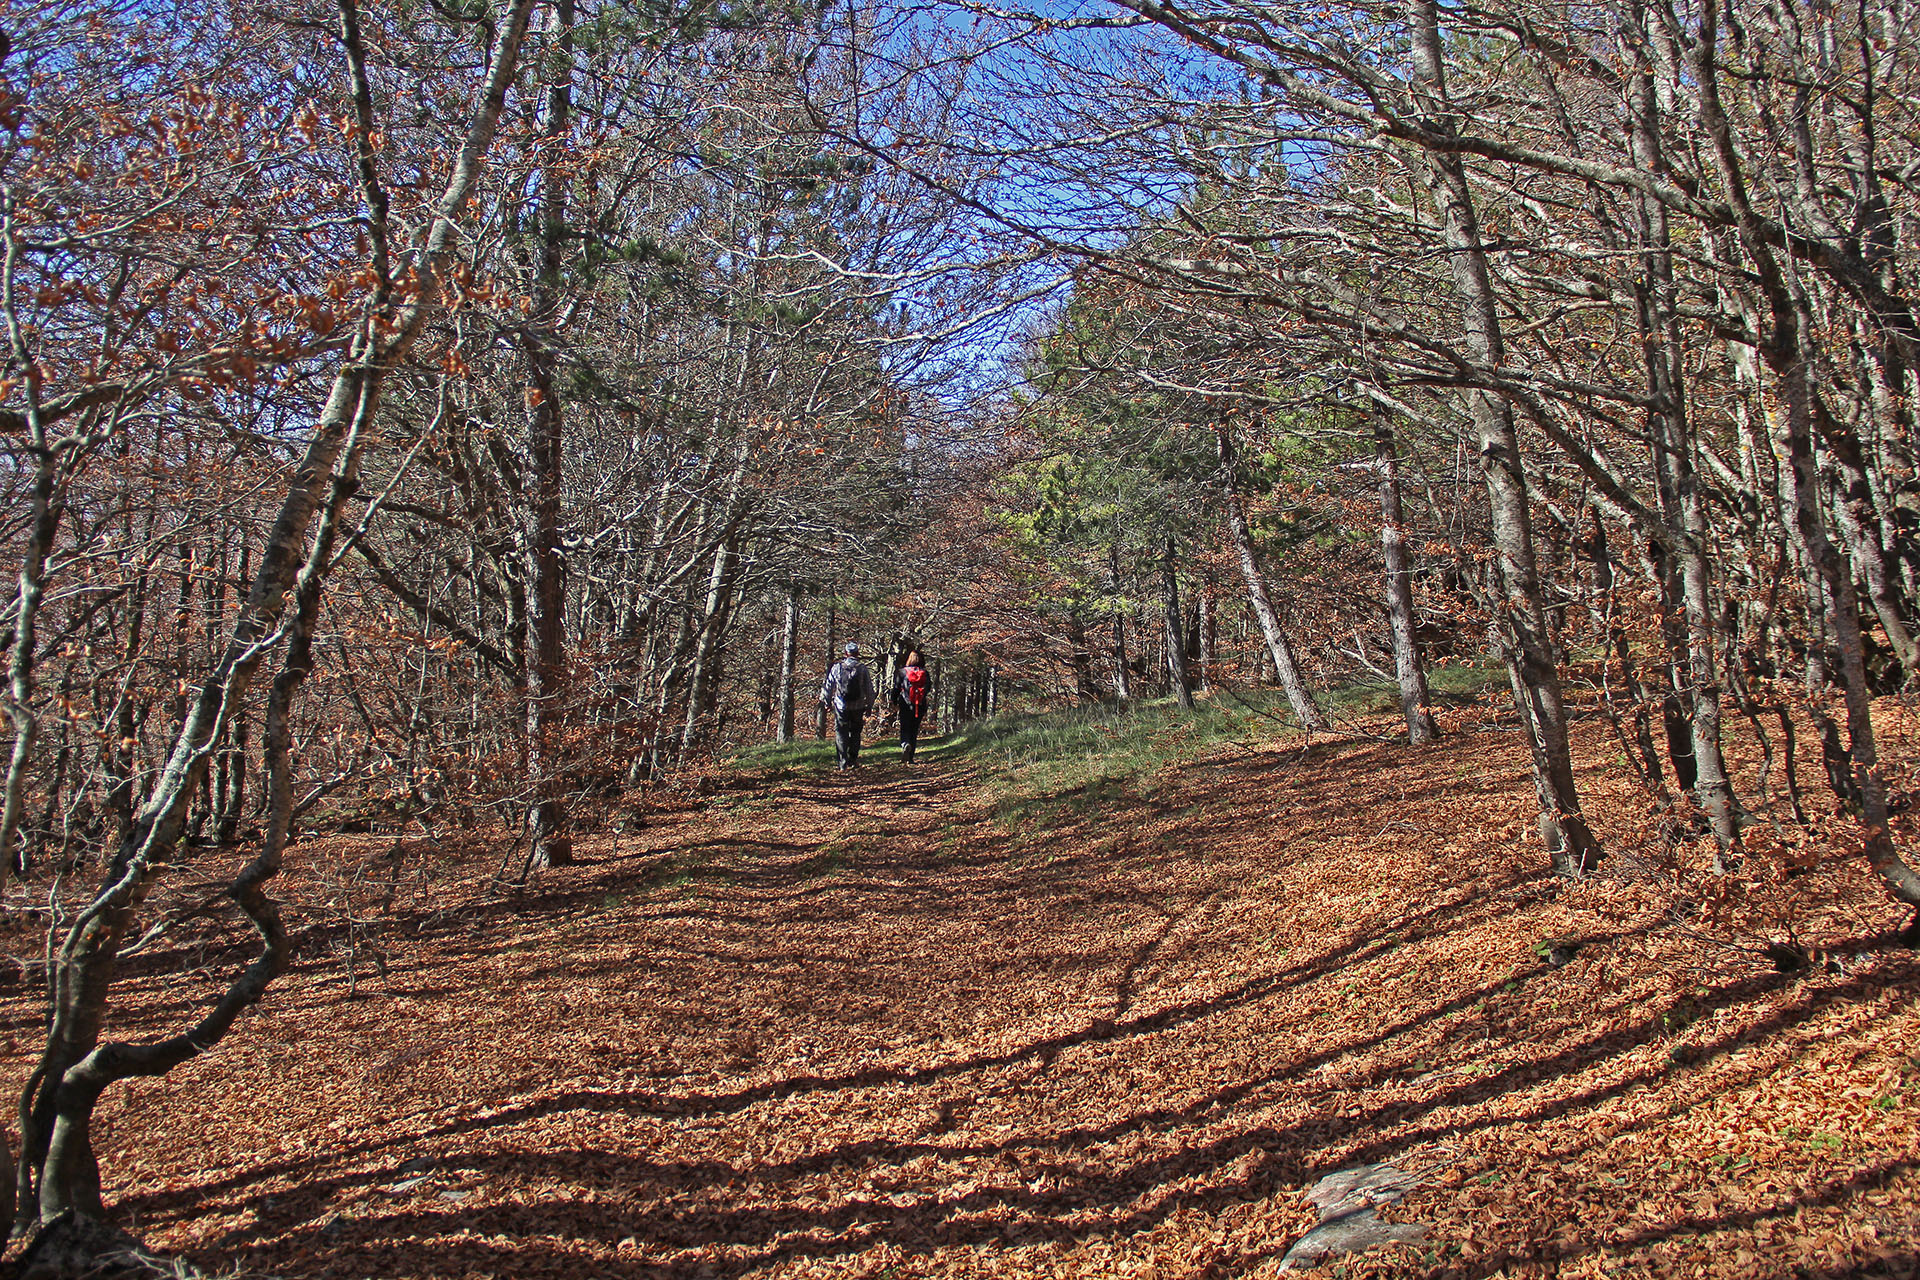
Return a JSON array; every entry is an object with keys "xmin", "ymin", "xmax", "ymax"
[{"xmin": 1277, "ymin": 1161, "xmax": 1428, "ymax": 1272}]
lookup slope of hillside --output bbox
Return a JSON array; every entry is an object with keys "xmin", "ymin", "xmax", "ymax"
[{"xmin": 9, "ymin": 696, "xmax": 1919, "ymax": 1279}]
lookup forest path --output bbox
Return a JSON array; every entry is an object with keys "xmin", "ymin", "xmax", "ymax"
[{"xmin": 75, "ymin": 725, "xmax": 1920, "ymax": 1279}]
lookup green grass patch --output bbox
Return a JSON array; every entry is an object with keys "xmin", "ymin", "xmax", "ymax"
[
  {"xmin": 729, "ymin": 661, "xmax": 1507, "ymax": 789},
  {"xmin": 1325, "ymin": 659, "xmax": 1505, "ymax": 715},
  {"xmin": 941, "ymin": 693, "xmax": 1290, "ymax": 829},
  {"xmin": 951, "ymin": 691, "xmax": 1286, "ymax": 767},
  {"xmin": 724, "ymin": 663, "xmax": 1508, "ymax": 843},
  {"xmin": 727, "ymin": 732, "xmax": 939, "ymax": 775},
  {"xmin": 728, "ymin": 736, "xmax": 838, "ymax": 776},
  {"xmin": 1428, "ymin": 659, "xmax": 1507, "ymax": 700}
]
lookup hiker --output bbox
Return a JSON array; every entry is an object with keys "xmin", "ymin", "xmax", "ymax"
[
  {"xmin": 820, "ymin": 641, "xmax": 875, "ymax": 770},
  {"xmin": 894, "ymin": 650, "xmax": 929, "ymax": 763}
]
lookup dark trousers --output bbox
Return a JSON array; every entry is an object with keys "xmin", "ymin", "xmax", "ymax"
[
  {"xmin": 898, "ymin": 708, "xmax": 922, "ymax": 762},
  {"xmin": 835, "ymin": 713, "xmax": 864, "ymax": 769}
]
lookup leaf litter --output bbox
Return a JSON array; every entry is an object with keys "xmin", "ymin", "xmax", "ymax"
[{"xmin": 4, "ymin": 700, "xmax": 1919, "ymax": 1280}]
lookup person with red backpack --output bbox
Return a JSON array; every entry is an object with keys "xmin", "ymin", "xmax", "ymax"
[{"xmin": 894, "ymin": 650, "xmax": 930, "ymax": 763}]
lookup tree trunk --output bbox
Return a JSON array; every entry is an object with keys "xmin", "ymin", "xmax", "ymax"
[
  {"xmin": 1406, "ymin": 0, "xmax": 1600, "ymax": 875},
  {"xmin": 1217, "ymin": 430, "xmax": 1325, "ymax": 728},
  {"xmin": 678, "ymin": 533, "xmax": 742, "ymax": 754},
  {"xmin": 1197, "ymin": 590, "xmax": 1216, "ymax": 692},
  {"xmin": 879, "ymin": 633, "xmax": 903, "ymax": 732},
  {"xmin": 1819, "ymin": 407, "xmax": 1919, "ymax": 677},
  {"xmin": 1109, "ymin": 542, "xmax": 1132, "ymax": 703},
  {"xmin": 776, "ymin": 584, "xmax": 800, "ymax": 743},
  {"xmin": 1373, "ymin": 413, "xmax": 1438, "ymax": 744},
  {"xmin": 1163, "ymin": 534, "xmax": 1194, "ymax": 710},
  {"xmin": 1066, "ymin": 613, "xmax": 1096, "ymax": 702},
  {"xmin": 14, "ymin": 0, "xmax": 539, "ymax": 1227},
  {"xmin": 521, "ymin": 0, "xmax": 577, "ymax": 871},
  {"xmin": 1778, "ymin": 352, "xmax": 1920, "ymax": 904},
  {"xmin": 1624, "ymin": 15, "xmax": 1739, "ymax": 855},
  {"xmin": 815, "ymin": 602, "xmax": 835, "ymax": 739},
  {"xmin": 0, "ymin": 333, "xmax": 62, "ymax": 890},
  {"xmin": 755, "ymin": 607, "xmax": 774, "ymax": 726},
  {"xmin": 1686, "ymin": 0, "xmax": 1920, "ymax": 911},
  {"xmin": 32, "ymin": 358, "xmax": 385, "ymax": 1226}
]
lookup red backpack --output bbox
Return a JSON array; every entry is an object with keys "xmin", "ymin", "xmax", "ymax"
[{"xmin": 900, "ymin": 665, "xmax": 928, "ymax": 714}]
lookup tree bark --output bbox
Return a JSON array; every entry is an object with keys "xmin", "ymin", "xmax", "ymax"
[
  {"xmin": 815, "ymin": 602, "xmax": 835, "ymax": 739},
  {"xmin": 1162, "ymin": 534, "xmax": 1194, "ymax": 710},
  {"xmin": 1197, "ymin": 590, "xmax": 1216, "ymax": 692},
  {"xmin": 1406, "ymin": 0, "xmax": 1600, "ymax": 875},
  {"xmin": 776, "ymin": 584, "xmax": 800, "ymax": 743},
  {"xmin": 0, "ymin": 203, "xmax": 64, "ymax": 893},
  {"xmin": 1687, "ymin": 0, "xmax": 1920, "ymax": 910},
  {"xmin": 1217, "ymin": 430, "xmax": 1325, "ymax": 728},
  {"xmin": 522, "ymin": 0, "xmax": 577, "ymax": 870},
  {"xmin": 1109, "ymin": 541, "xmax": 1132, "ymax": 703},
  {"xmin": 1624, "ymin": 8, "xmax": 1740, "ymax": 855},
  {"xmin": 1373, "ymin": 413, "xmax": 1438, "ymax": 744},
  {"xmin": 678, "ymin": 532, "xmax": 743, "ymax": 754},
  {"xmin": 1066, "ymin": 613, "xmax": 1096, "ymax": 702},
  {"xmin": 15, "ymin": 0, "xmax": 540, "ymax": 1227},
  {"xmin": 1818, "ymin": 406, "xmax": 1919, "ymax": 677},
  {"xmin": 36, "ymin": 357, "xmax": 384, "ymax": 1225}
]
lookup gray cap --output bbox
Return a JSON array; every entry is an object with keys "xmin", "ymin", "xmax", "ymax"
[{"xmin": 845, "ymin": 642, "xmax": 860, "ymax": 655}]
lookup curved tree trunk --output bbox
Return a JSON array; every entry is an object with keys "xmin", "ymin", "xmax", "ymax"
[
  {"xmin": 1217, "ymin": 430, "xmax": 1325, "ymax": 729},
  {"xmin": 33, "ymin": 362, "xmax": 382, "ymax": 1225},
  {"xmin": 13, "ymin": 0, "xmax": 539, "ymax": 1229}
]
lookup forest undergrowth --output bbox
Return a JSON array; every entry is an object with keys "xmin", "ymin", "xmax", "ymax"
[{"xmin": 4, "ymin": 689, "xmax": 1919, "ymax": 1280}]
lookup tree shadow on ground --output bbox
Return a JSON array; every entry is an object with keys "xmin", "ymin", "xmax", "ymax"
[{"xmin": 91, "ymin": 726, "xmax": 1920, "ymax": 1279}]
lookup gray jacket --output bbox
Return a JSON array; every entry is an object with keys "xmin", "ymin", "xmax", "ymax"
[{"xmin": 820, "ymin": 658, "xmax": 874, "ymax": 717}]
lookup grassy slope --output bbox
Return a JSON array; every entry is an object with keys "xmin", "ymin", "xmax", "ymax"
[{"xmin": 3, "ymin": 681, "xmax": 1917, "ymax": 1279}]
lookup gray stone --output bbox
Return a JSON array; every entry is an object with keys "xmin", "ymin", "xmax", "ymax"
[
  {"xmin": 1277, "ymin": 1162, "xmax": 1429, "ymax": 1273},
  {"xmin": 1278, "ymin": 1213, "xmax": 1426, "ymax": 1272},
  {"xmin": 1304, "ymin": 1162, "xmax": 1423, "ymax": 1220}
]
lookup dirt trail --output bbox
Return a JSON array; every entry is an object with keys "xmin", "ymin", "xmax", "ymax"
[{"xmin": 20, "ymin": 726, "xmax": 1920, "ymax": 1279}]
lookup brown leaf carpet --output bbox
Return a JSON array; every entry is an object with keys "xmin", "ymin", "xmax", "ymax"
[{"xmin": 8, "ymin": 716, "xmax": 1920, "ymax": 1279}]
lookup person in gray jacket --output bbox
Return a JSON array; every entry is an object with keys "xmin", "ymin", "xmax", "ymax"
[{"xmin": 819, "ymin": 642, "xmax": 875, "ymax": 770}]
